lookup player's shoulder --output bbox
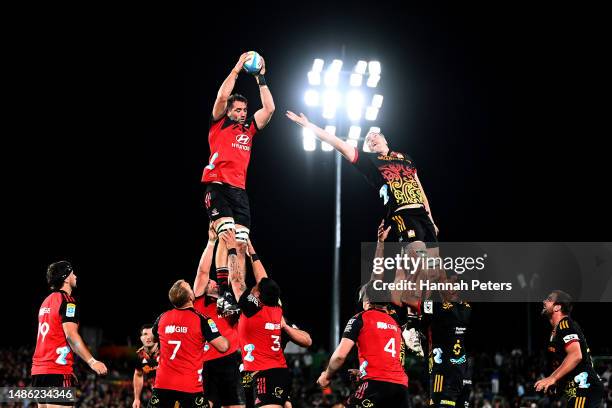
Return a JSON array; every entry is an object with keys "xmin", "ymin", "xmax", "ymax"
[
  {"xmin": 47, "ymin": 291, "xmax": 76, "ymax": 309},
  {"xmin": 347, "ymin": 311, "xmax": 365, "ymax": 322},
  {"xmin": 191, "ymin": 308, "xmax": 211, "ymax": 321},
  {"xmin": 557, "ymin": 316, "xmax": 576, "ymax": 332}
]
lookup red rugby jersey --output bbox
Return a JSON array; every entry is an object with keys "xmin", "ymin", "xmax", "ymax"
[
  {"xmin": 153, "ymin": 307, "xmax": 220, "ymax": 393},
  {"xmin": 237, "ymin": 292, "xmax": 287, "ymax": 371},
  {"xmin": 31, "ymin": 290, "xmax": 79, "ymax": 375},
  {"xmin": 343, "ymin": 308, "xmax": 408, "ymax": 386},
  {"xmin": 201, "ymin": 115, "xmax": 258, "ymax": 189},
  {"xmin": 193, "ymin": 296, "xmax": 239, "ymax": 361}
]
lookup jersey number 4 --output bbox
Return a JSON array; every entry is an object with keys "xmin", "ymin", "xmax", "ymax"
[{"xmin": 384, "ymin": 338, "xmax": 397, "ymax": 358}]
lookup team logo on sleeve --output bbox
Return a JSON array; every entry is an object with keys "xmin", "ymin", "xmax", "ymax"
[
  {"xmin": 66, "ymin": 303, "xmax": 76, "ymax": 317},
  {"xmin": 344, "ymin": 318, "xmax": 356, "ymax": 332},
  {"xmin": 247, "ymin": 294, "xmax": 260, "ymax": 306},
  {"xmin": 207, "ymin": 319, "xmax": 218, "ymax": 333},
  {"xmin": 563, "ymin": 334, "xmax": 579, "ymax": 343},
  {"xmin": 424, "ymin": 300, "xmax": 433, "ymax": 314}
]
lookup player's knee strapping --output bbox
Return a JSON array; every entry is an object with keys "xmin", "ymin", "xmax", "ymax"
[
  {"xmin": 235, "ymin": 227, "xmax": 250, "ymax": 243},
  {"xmin": 216, "ymin": 219, "xmax": 235, "ymax": 235}
]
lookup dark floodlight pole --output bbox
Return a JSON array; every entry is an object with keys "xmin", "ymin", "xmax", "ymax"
[{"xmin": 330, "ymin": 45, "xmax": 346, "ymax": 352}]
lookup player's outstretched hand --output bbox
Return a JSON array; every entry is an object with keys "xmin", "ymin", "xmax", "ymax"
[
  {"xmin": 208, "ymin": 222, "xmax": 218, "ymax": 243},
  {"xmin": 232, "ymin": 52, "xmax": 249, "ymax": 75},
  {"xmin": 132, "ymin": 399, "xmax": 141, "ymax": 408},
  {"xmin": 259, "ymin": 56, "xmax": 266, "ymax": 75},
  {"xmin": 534, "ymin": 376, "xmax": 556, "ymax": 393},
  {"xmin": 285, "ymin": 111, "xmax": 310, "ymax": 128},
  {"xmin": 316, "ymin": 371, "xmax": 331, "ymax": 388},
  {"xmin": 221, "ymin": 228, "xmax": 237, "ymax": 250},
  {"xmin": 91, "ymin": 360, "xmax": 108, "ymax": 375},
  {"xmin": 377, "ymin": 219, "xmax": 391, "ymax": 242}
]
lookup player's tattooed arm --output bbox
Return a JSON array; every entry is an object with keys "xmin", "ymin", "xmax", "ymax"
[
  {"xmin": 223, "ymin": 230, "xmax": 247, "ymax": 299},
  {"xmin": 63, "ymin": 322, "xmax": 108, "ymax": 375},
  {"xmin": 285, "ymin": 111, "xmax": 356, "ymax": 162},
  {"xmin": 194, "ymin": 224, "xmax": 217, "ymax": 297},
  {"xmin": 212, "ymin": 53, "xmax": 249, "ymax": 120},
  {"xmin": 247, "ymin": 239, "xmax": 269, "ymax": 282}
]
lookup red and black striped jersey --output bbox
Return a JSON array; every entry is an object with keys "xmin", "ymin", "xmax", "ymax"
[{"xmin": 31, "ymin": 290, "xmax": 79, "ymax": 375}]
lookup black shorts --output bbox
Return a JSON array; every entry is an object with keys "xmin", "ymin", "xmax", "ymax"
[
  {"xmin": 203, "ymin": 352, "xmax": 246, "ymax": 406},
  {"xmin": 430, "ymin": 369, "xmax": 466, "ymax": 407},
  {"xmin": 149, "ymin": 388, "xmax": 208, "ymax": 408},
  {"xmin": 241, "ymin": 370, "xmax": 255, "ymax": 408},
  {"xmin": 567, "ymin": 388, "xmax": 604, "ymax": 408},
  {"xmin": 456, "ymin": 379, "xmax": 472, "ymax": 408},
  {"xmin": 252, "ymin": 367, "xmax": 290, "ymax": 407},
  {"xmin": 388, "ymin": 207, "xmax": 438, "ymax": 247},
  {"xmin": 31, "ymin": 374, "xmax": 77, "ymax": 406},
  {"xmin": 346, "ymin": 379, "xmax": 409, "ymax": 408},
  {"xmin": 204, "ymin": 182, "xmax": 251, "ymax": 228}
]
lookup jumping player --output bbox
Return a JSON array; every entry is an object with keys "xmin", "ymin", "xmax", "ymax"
[
  {"xmin": 203, "ymin": 53, "xmax": 275, "ymax": 315},
  {"xmin": 317, "ymin": 281, "xmax": 409, "ymax": 407},
  {"xmin": 150, "ymin": 280, "xmax": 229, "ymax": 408},
  {"xmin": 133, "ymin": 324, "xmax": 159, "ymax": 408},
  {"xmin": 286, "ymin": 111, "xmax": 438, "ymax": 251},
  {"xmin": 31, "ymin": 260, "xmax": 108, "ymax": 408},
  {"xmin": 535, "ymin": 290, "xmax": 604, "ymax": 408}
]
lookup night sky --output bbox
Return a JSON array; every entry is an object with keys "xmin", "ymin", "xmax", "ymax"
[{"xmin": 5, "ymin": 2, "xmax": 610, "ymax": 354}]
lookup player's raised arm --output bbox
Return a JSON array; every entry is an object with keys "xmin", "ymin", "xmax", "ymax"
[
  {"xmin": 193, "ymin": 224, "xmax": 217, "ymax": 297},
  {"xmin": 63, "ymin": 322, "xmax": 108, "ymax": 375},
  {"xmin": 247, "ymin": 238, "xmax": 268, "ymax": 282},
  {"xmin": 221, "ymin": 229, "xmax": 247, "ymax": 300},
  {"xmin": 253, "ymin": 56, "xmax": 275, "ymax": 129},
  {"xmin": 286, "ymin": 111, "xmax": 356, "ymax": 162},
  {"xmin": 212, "ymin": 53, "xmax": 249, "ymax": 121}
]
